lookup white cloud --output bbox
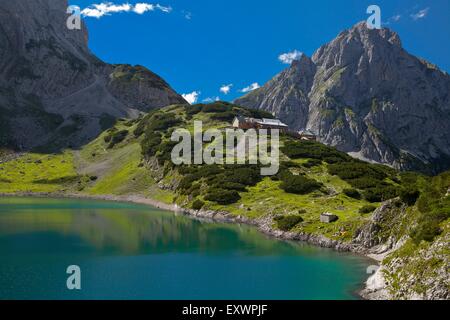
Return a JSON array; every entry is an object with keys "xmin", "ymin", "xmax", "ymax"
[
  {"xmin": 278, "ymin": 50, "xmax": 303, "ymax": 64},
  {"xmin": 183, "ymin": 11, "xmax": 192, "ymax": 20},
  {"xmin": 220, "ymin": 84, "xmax": 233, "ymax": 95},
  {"xmin": 202, "ymin": 97, "xmax": 220, "ymax": 103},
  {"xmin": 411, "ymin": 8, "xmax": 429, "ymax": 21},
  {"xmin": 391, "ymin": 14, "xmax": 401, "ymax": 22},
  {"xmin": 156, "ymin": 4, "xmax": 172, "ymax": 13},
  {"xmin": 182, "ymin": 91, "xmax": 200, "ymax": 104},
  {"xmin": 383, "ymin": 14, "xmax": 401, "ymax": 25},
  {"xmin": 133, "ymin": 3, "xmax": 154, "ymax": 14},
  {"xmin": 81, "ymin": 2, "xmax": 171, "ymax": 18},
  {"xmin": 240, "ymin": 83, "xmax": 260, "ymax": 93}
]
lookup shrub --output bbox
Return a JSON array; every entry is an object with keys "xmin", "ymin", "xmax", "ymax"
[
  {"xmin": 347, "ymin": 177, "xmax": 380, "ymax": 189},
  {"xmin": 242, "ymin": 108, "xmax": 274, "ymax": 119},
  {"xmin": 107, "ymin": 130, "xmax": 128, "ymax": 148},
  {"xmin": 156, "ymin": 140, "xmax": 179, "ymax": 163},
  {"xmin": 218, "ymin": 182, "xmax": 248, "ymax": 192},
  {"xmin": 274, "ymin": 215, "xmax": 304, "ymax": 231},
  {"xmin": 399, "ymin": 171, "xmax": 423, "ymax": 186},
  {"xmin": 204, "ymin": 188, "xmax": 241, "ymax": 205},
  {"xmin": 400, "ymin": 187, "xmax": 420, "ymax": 205},
  {"xmin": 195, "ymin": 165, "xmax": 224, "ymax": 178},
  {"xmin": 359, "ymin": 205, "xmax": 377, "ymax": 214},
  {"xmin": 185, "ymin": 104, "xmax": 203, "ymax": 116},
  {"xmin": 410, "ymin": 176, "xmax": 450, "ymax": 243},
  {"xmin": 328, "ymin": 162, "xmax": 388, "ymax": 181},
  {"xmin": 103, "ymin": 127, "xmax": 118, "ymax": 142},
  {"xmin": 210, "ymin": 111, "xmax": 237, "ymax": 121},
  {"xmin": 192, "ymin": 199, "xmax": 205, "ymax": 210},
  {"xmin": 303, "ymin": 159, "xmax": 322, "ymax": 168},
  {"xmin": 410, "ymin": 220, "xmax": 442, "ymax": 243},
  {"xmin": 282, "ymin": 161, "xmax": 303, "ymax": 169},
  {"xmin": 133, "ymin": 111, "xmax": 158, "ymax": 137},
  {"xmin": 141, "ymin": 132, "xmax": 162, "ymax": 156},
  {"xmin": 343, "ymin": 188, "xmax": 361, "ymax": 199},
  {"xmin": 363, "ymin": 185, "xmax": 399, "ymax": 203},
  {"xmin": 201, "ymin": 103, "xmax": 232, "ymax": 113},
  {"xmin": 282, "ymin": 140, "xmax": 350, "ymax": 162},
  {"xmin": 323, "ymin": 156, "xmax": 346, "ymax": 164},
  {"xmin": 224, "ymin": 166, "xmax": 262, "ymax": 186},
  {"xmin": 184, "ymin": 183, "xmax": 201, "ymax": 195},
  {"xmin": 178, "ymin": 174, "xmax": 199, "ymax": 192},
  {"xmin": 146, "ymin": 113, "xmax": 182, "ymax": 132},
  {"xmin": 280, "ymin": 173, "xmax": 322, "ymax": 195},
  {"xmin": 191, "ymin": 189, "xmax": 201, "ymax": 198}
]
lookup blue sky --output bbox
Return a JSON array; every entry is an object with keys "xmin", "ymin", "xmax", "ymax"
[{"xmin": 69, "ymin": 0, "xmax": 450, "ymax": 103}]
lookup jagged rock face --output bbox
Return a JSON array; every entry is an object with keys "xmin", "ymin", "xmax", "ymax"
[
  {"xmin": 235, "ymin": 55, "xmax": 316, "ymax": 129},
  {"xmin": 235, "ymin": 22, "xmax": 450, "ymax": 173},
  {"xmin": 0, "ymin": 0, "xmax": 186, "ymax": 150}
]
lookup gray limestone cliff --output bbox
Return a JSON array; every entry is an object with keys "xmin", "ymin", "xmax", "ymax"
[
  {"xmin": 235, "ymin": 22, "xmax": 450, "ymax": 173},
  {"xmin": 0, "ymin": 0, "xmax": 186, "ymax": 150}
]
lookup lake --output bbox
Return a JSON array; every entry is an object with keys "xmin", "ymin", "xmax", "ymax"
[{"xmin": 0, "ymin": 197, "xmax": 370, "ymax": 300}]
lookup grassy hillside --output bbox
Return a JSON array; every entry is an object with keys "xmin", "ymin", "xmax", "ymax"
[
  {"xmin": 0, "ymin": 102, "xmax": 443, "ymax": 239},
  {"xmin": 0, "ymin": 102, "xmax": 448, "ymax": 298}
]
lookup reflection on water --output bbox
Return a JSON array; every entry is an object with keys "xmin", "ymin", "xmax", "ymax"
[
  {"xmin": 0, "ymin": 197, "xmax": 323, "ymax": 256},
  {"xmin": 0, "ymin": 197, "xmax": 370, "ymax": 300}
]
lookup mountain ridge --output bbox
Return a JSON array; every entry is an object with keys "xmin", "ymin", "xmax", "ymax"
[
  {"xmin": 235, "ymin": 22, "xmax": 450, "ymax": 173},
  {"xmin": 0, "ymin": 0, "xmax": 186, "ymax": 151}
]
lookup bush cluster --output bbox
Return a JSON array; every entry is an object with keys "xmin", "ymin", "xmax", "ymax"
[
  {"xmin": 139, "ymin": 112, "xmax": 185, "ymax": 164},
  {"xmin": 279, "ymin": 171, "xmax": 322, "ymax": 195},
  {"xmin": 204, "ymin": 188, "xmax": 241, "ymax": 205},
  {"xmin": 399, "ymin": 187, "xmax": 420, "ymax": 205},
  {"xmin": 343, "ymin": 188, "xmax": 361, "ymax": 199},
  {"xmin": 302, "ymin": 159, "xmax": 322, "ymax": 168},
  {"xmin": 192, "ymin": 199, "xmax": 205, "ymax": 210},
  {"xmin": 328, "ymin": 162, "xmax": 389, "ymax": 181},
  {"xmin": 177, "ymin": 164, "xmax": 264, "ymax": 204},
  {"xmin": 104, "ymin": 129, "xmax": 128, "ymax": 149},
  {"xmin": 328, "ymin": 162, "xmax": 399, "ymax": 202},
  {"xmin": 141, "ymin": 132, "xmax": 162, "ymax": 156},
  {"xmin": 411, "ymin": 183, "xmax": 450, "ymax": 243},
  {"xmin": 274, "ymin": 215, "xmax": 304, "ymax": 231},
  {"xmin": 210, "ymin": 111, "xmax": 236, "ymax": 121},
  {"xmin": 359, "ymin": 205, "xmax": 377, "ymax": 214},
  {"xmin": 281, "ymin": 140, "xmax": 351, "ymax": 163},
  {"xmin": 146, "ymin": 113, "xmax": 183, "ymax": 132},
  {"xmin": 183, "ymin": 102, "xmax": 267, "ymax": 122},
  {"xmin": 362, "ymin": 185, "xmax": 399, "ymax": 203}
]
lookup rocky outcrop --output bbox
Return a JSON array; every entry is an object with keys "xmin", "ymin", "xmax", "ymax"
[
  {"xmin": 235, "ymin": 22, "xmax": 450, "ymax": 173},
  {"xmin": 361, "ymin": 227, "xmax": 449, "ymax": 301},
  {"xmin": 0, "ymin": 0, "xmax": 186, "ymax": 150},
  {"xmin": 353, "ymin": 197, "xmax": 449, "ymax": 300},
  {"xmin": 353, "ymin": 199, "xmax": 408, "ymax": 250},
  {"xmin": 384, "ymin": 233, "xmax": 449, "ymax": 300},
  {"xmin": 235, "ymin": 54, "xmax": 316, "ymax": 129}
]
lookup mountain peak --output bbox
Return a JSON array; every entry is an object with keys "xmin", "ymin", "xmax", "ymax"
[
  {"xmin": 312, "ymin": 21, "xmax": 403, "ymax": 68},
  {"xmin": 347, "ymin": 21, "xmax": 402, "ymax": 47},
  {"xmin": 290, "ymin": 53, "xmax": 313, "ymax": 68}
]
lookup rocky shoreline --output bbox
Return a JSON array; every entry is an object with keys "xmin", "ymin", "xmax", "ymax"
[{"xmin": 0, "ymin": 191, "xmax": 390, "ymax": 299}]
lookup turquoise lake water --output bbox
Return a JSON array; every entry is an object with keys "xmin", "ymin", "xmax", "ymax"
[{"xmin": 0, "ymin": 197, "xmax": 370, "ymax": 300}]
